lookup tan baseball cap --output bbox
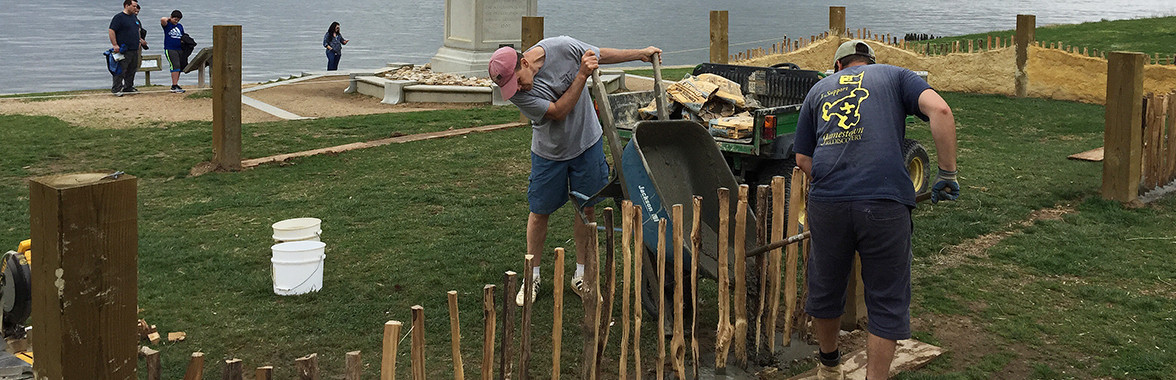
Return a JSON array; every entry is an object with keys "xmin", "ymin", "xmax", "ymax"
[{"xmin": 834, "ymin": 40, "xmax": 876, "ymax": 64}]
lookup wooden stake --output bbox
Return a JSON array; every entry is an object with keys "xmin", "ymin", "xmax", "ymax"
[
  {"xmin": 255, "ymin": 366, "xmax": 273, "ymax": 380},
  {"xmin": 632, "ymin": 205, "xmax": 644, "ymax": 379},
  {"xmin": 553, "ymin": 248, "xmax": 566, "ymax": 380},
  {"xmin": 671, "ymin": 204, "xmax": 687, "ymax": 379},
  {"xmin": 482, "ymin": 285, "xmax": 497, "ymax": 380},
  {"xmin": 411, "ymin": 306, "xmax": 426, "ymax": 380},
  {"xmin": 501, "ymin": 271, "xmax": 517, "ymax": 380},
  {"xmin": 620, "ymin": 202, "xmax": 633, "ymax": 380},
  {"xmin": 987, "ymin": 35, "xmax": 992, "ymax": 50},
  {"xmin": 1103, "ymin": 52, "xmax": 1146, "ymax": 202},
  {"xmin": 212, "ymin": 25, "xmax": 242, "ymax": 171},
  {"xmin": 184, "ymin": 352, "xmax": 205, "ymax": 380},
  {"xmin": 691, "ymin": 195, "xmax": 702, "ymax": 380},
  {"xmin": 520, "ymin": 255, "xmax": 535, "ymax": 379},
  {"xmin": 142, "ymin": 346, "xmax": 161, "ymax": 380},
  {"xmin": 582, "ymin": 222, "xmax": 601, "ymax": 380},
  {"xmin": 449, "ymin": 291, "xmax": 466, "ymax": 380},
  {"xmin": 734, "ymin": 185, "xmax": 750, "ymax": 367},
  {"xmin": 1166, "ymin": 95, "xmax": 1176, "ymax": 182},
  {"xmin": 785, "ymin": 169, "xmax": 806, "ymax": 346},
  {"xmin": 223, "ymin": 359, "xmax": 243, "ymax": 380},
  {"xmin": 768, "ymin": 176, "xmax": 784, "ymax": 351},
  {"xmin": 754, "ymin": 185, "xmax": 769, "ymax": 356},
  {"xmin": 296, "ymin": 353, "xmax": 319, "ymax": 380},
  {"xmin": 656, "ymin": 218, "xmax": 667, "ymax": 380},
  {"xmin": 597, "ymin": 207, "xmax": 618, "ymax": 368},
  {"xmin": 710, "ymin": 10, "xmax": 729, "ymax": 64},
  {"xmin": 715, "ymin": 187, "xmax": 732, "ymax": 371},
  {"xmin": 346, "ymin": 351, "xmax": 362, "ymax": 380},
  {"xmin": 382, "ymin": 321, "xmax": 402, "ymax": 380}
]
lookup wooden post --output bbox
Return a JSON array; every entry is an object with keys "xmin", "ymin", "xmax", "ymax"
[
  {"xmin": 841, "ymin": 257, "xmax": 868, "ymax": 331},
  {"xmin": 297, "ymin": 353, "xmax": 319, "ymax": 380},
  {"xmin": 754, "ymin": 186, "xmax": 769, "ymax": 355},
  {"xmin": 520, "ymin": 255, "xmax": 535, "ymax": 379},
  {"xmin": 212, "ymin": 25, "xmax": 242, "ymax": 171},
  {"xmin": 631, "ymin": 205, "xmax": 644, "ymax": 379},
  {"xmin": 656, "ymin": 219, "xmax": 667, "ymax": 380},
  {"xmin": 449, "ymin": 291, "xmax": 466, "ymax": 380},
  {"xmin": 710, "ymin": 10, "xmax": 729, "ymax": 64},
  {"xmin": 1166, "ymin": 95, "xmax": 1176, "ymax": 182},
  {"xmin": 346, "ymin": 351, "xmax": 362, "ymax": 380},
  {"xmin": 597, "ymin": 208, "xmax": 618, "ymax": 367},
  {"xmin": 1103, "ymin": 52, "xmax": 1146, "ymax": 202},
  {"xmin": 582, "ymin": 222, "xmax": 601, "ymax": 380},
  {"xmin": 715, "ymin": 187, "xmax": 732, "ymax": 371},
  {"xmin": 620, "ymin": 202, "xmax": 633, "ymax": 380},
  {"xmin": 829, "ymin": 7, "xmax": 846, "ymax": 36},
  {"xmin": 1015, "ymin": 14, "xmax": 1036, "ymax": 97},
  {"xmin": 671, "ymin": 204, "xmax": 687, "ymax": 379},
  {"xmin": 223, "ymin": 359, "xmax": 243, "ymax": 380},
  {"xmin": 552, "ymin": 248, "xmax": 566, "ymax": 380},
  {"xmin": 184, "ymin": 352, "xmax": 206, "ymax": 380},
  {"xmin": 256, "ymin": 366, "xmax": 274, "ymax": 380},
  {"xmin": 1145, "ymin": 94, "xmax": 1159, "ymax": 188},
  {"xmin": 411, "ymin": 306, "xmax": 426, "ymax": 380},
  {"xmin": 501, "ymin": 271, "xmax": 517, "ymax": 380},
  {"xmin": 969, "ymin": 39, "xmax": 974, "ymax": 53},
  {"xmin": 482, "ymin": 285, "xmax": 497, "ymax": 380},
  {"xmin": 382, "ymin": 321, "xmax": 402, "ymax": 380},
  {"xmin": 29, "ymin": 173, "xmax": 137, "ymax": 380},
  {"xmin": 520, "ymin": 16, "xmax": 543, "ymax": 123},
  {"xmin": 142, "ymin": 347, "xmax": 161, "ymax": 380},
  {"xmin": 784, "ymin": 170, "xmax": 805, "ymax": 345},
  {"xmin": 733, "ymin": 185, "xmax": 749, "ymax": 367},
  {"xmin": 690, "ymin": 196, "xmax": 702, "ymax": 380}
]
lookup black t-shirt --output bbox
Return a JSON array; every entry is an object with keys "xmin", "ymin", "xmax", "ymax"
[{"xmin": 109, "ymin": 12, "xmax": 141, "ymax": 51}]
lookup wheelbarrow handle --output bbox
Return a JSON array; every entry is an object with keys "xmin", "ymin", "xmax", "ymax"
[
  {"xmin": 745, "ymin": 230, "xmax": 811, "ymax": 258},
  {"xmin": 651, "ymin": 52, "xmax": 669, "ymax": 120}
]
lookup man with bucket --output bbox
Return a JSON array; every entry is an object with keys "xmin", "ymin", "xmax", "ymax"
[
  {"xmin": 794, "ymin": 40, "xmax": 959, "ymax": 380},
  {"xmin": 488, "ymin": 37, "xmax": 660, "ymax": 306}
]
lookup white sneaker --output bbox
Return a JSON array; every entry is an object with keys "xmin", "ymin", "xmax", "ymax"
[
  {"xmin": 515, "ymin": 276, "xmax": 540, "ymax": 307},
  {"xmin": 570, "ymin": 273, "xmax": 587, "ymax": 299}
]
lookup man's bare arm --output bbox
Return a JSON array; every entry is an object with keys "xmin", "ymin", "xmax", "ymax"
[
  {"xmin": 544, "ymin": 50, "xmax": 598, "ymax": 121},
  {"xmin": 598, "ymin": 47, "xmax": 661, "ymax": 64},
  {"xmin": 796, "ymin": 154, "xmax": 813, "ymax": 178},
  {"xmin": 918, "ymin": 89, "xmax": 957, "ymax": 172},
  {"xmin": 109, "ymin": 29, "xmax": 119, "ymax": 52}
]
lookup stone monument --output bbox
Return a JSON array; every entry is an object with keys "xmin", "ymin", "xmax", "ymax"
[{"xmin": 429, "ymin": 0, "xmax": 538, "ymax": 76}]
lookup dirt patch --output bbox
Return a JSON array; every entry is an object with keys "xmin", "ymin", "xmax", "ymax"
[
  {"xmin": 0, "ymin": 76, "xmax": 489, "ymax": 129},
  {"xmin": 931, "ymin": 203, "xmax": 1076, "ymax": 271}
]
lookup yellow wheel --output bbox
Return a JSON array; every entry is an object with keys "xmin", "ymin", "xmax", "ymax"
[{"xmin": 902, "ymin": 139, "xmax": 931, "ymax": 196}]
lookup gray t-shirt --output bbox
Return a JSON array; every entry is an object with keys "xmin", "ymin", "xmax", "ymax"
[{"xmin": 510, "ymin": 36, "xmax": 602, "ymax": 161}]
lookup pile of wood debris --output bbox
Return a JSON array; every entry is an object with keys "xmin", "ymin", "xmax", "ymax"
[{"xmin": 381, "ymin": 65, "xmax": 494, "ymax": 87}]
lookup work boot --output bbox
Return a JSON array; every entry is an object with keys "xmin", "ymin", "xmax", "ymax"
[
  {"xmin": 815, "ymin": 362, "xmax": 844, "ymax": 380},
  {"xmin": 515, "ymin": 275, "xmax": 540, "ymax": 307}
]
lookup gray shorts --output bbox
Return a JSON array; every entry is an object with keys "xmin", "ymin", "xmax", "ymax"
[
  {"xmin": 804, "ymin": 199, "xmax": 912, "ymax": 340},
  {"xmin": 165, "ymin": 49, "xmax": 183, "ymax": 72}
]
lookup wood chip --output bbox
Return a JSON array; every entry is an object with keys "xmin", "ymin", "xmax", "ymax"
[
  {"xmin": 147, "ymin": 332, "xmax": 161, "ymax": 345},
  {"xmin": 168, "ymin": 332, "xmax": 187, "ymax": 342},
  {"xmin": 1067, "ymin": 146, "xmax": 1104, "ymax": 162}
]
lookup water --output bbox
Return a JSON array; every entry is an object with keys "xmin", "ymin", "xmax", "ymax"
[{"xmin": 1, "ymin": 0, "xmax": 1172, "ymax": 94}]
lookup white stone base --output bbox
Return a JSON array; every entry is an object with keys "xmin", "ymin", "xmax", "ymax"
[{"xmin": 429, "ymin": 46, "xmax": 496, "ymax": 77}]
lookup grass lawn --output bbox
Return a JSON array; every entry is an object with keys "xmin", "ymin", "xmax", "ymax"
[
  {"xmin": 2, "ymin": 89, "xmax": 1175, "ymax": 379},
  {"xmin": 909, "ymin": 16, "xmax": 1176, "ymax": 58}
]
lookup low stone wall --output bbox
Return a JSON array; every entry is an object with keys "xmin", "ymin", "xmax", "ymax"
[{"xmin": 737, "ymin": 36, "xmax": 1176, "ymax": 104}]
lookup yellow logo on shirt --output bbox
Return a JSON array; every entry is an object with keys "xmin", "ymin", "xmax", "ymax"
[{"xmin": 821, "ymin": 71, "xmax": 870, "ymax": 131}]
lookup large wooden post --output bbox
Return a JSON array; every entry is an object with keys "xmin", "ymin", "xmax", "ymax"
[
  {"xmin": 519, "ymin": 17, "xmax": 543, "ymax": 122},
  {"xmin": 1102, "ymin": 52, "xmax": 1146, "ymax": 202},
  {"xmin": 710, "ymin": 11, "xmax": 728, "ymax": 64},
  {"xmin": 1015, "ymin": 15, "xmax": 1036, "ymax": 98},
  {"xmin": 30, "ymin": 173, "xmax": 138, "ymax": 380},
  {"xmin": 829, "ymin": 7, "xmax": 847, "ymax": 37},
  {"xmin": 212, "ymin": 25, "xmax": 242, "ymax": 171}
]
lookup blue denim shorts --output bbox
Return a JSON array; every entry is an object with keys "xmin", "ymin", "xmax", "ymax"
[
  {"xmin": 527, "ymin": 138, "xmax": 609, "ymax": 215},
  {"xmin": 804, "ymin": 198, "xmax": 913, "ymax": 340}
]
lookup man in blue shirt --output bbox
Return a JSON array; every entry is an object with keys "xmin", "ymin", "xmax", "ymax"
[
  {"xmin": 794, "ymin": 40, "xmax": 959, "ymax": 380},
  {"xmin": 161, "ymin": 10, "xmax": 185, "ymax": 93},
  {"xmin": 108, "ymin": 0, "xmax": 145, "ymax": 96}
]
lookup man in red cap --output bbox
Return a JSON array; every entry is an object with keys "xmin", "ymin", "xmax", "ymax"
[{"xmin": 489, "ymin": 37, "xmax": 659, "ymax": 306}]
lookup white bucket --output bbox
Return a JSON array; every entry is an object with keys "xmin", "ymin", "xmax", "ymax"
[
  {"xmin": 271, "ymin": 240, "xmax": 326, "ymax": 295},
  {"xmin": 272, "ymin": 217, "xmax": 322, "ymax": 243}
]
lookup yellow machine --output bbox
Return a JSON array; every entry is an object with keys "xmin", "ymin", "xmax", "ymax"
[{"xmin": 2, "ymin": 240, "xmax": 33, "ymax": 366}]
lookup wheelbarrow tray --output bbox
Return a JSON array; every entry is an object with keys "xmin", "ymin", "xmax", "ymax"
[{"xmin": 623, "ymin": 120, "xmax": 759, "ymax": 280}]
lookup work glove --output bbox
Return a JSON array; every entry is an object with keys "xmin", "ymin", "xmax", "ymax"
[{"xmin": 931, "ymin": 167, "xmax": 959, "ymax": 204}]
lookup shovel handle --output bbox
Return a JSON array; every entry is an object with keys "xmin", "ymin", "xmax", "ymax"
[{"xmin": 651, "ymin": 53, "xmax": 670, "ymax": 120}]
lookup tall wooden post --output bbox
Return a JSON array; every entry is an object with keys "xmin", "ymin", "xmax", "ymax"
[
  {"xmin": 1103, "ymin": 52, "xmax": 1146, "ymax": 202},
  {"xmin": 382, "ymin": 321, "xmax": 402, "ymax": 380},
  {"xmin": 829, "ymin": 7, "xmax": 846, "ymax": 37},
  {"xmin": 411, "ymin": 306, "xmax": 427, "ymax": 380},
  {"xmin": 212, "ymin": 25, "xmax": 242, "ymax": 171},
  {"xmin": 520, "ymin": 17, "xmax": 543, "ymax": 122},
  {"xmin": 710, "ymin": 11, "xmax": 729, "ymax": 64},
  {"xmin": 1015, "ymin": 15, "xmax": 1036, "ymax": 98},
  {"xmin": 30, "ymin": 173, "xmax": 138, "ymax": 380}
]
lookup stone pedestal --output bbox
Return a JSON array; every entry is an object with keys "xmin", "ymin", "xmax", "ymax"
[{"xmin": 429, "ymin": 0, "xmax": 538, "ymax": 76}]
